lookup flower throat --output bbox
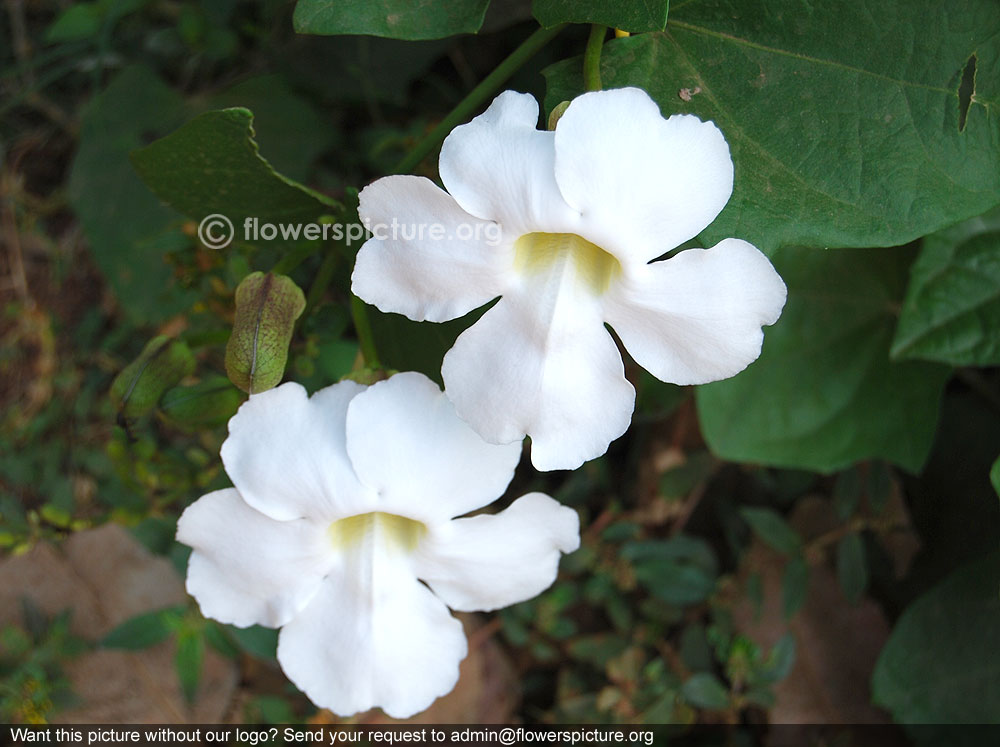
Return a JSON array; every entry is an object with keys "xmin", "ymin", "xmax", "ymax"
[
  {"xmin": 513, "ymin": 232, "xmax": 621, "ymax": 294},
  {"xmin": 327, "ymin": 512, "xmax": 426, "ymax": 552}
]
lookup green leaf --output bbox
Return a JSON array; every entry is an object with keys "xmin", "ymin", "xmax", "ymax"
[
  {"xmin": 567, "ymin": 634, "xmax": 629, "ymax": 669},
  {"xmin": 872, "ymin": 552, "xmax": 1000, "ymax": 723},
  {"xmin": 681, "ymin": 672, "xmax": 730, "ymax": 710},
  {"xmin": 249, "ymin": 695, "xmax": 296, "ymax": 725},
  {"xmin": 226, "ymin": 625, "xmax": 278, "ymax": 660},
  {"xmin": 159, "ymin": 375, "xmax": 243, "ymax": 430},
  {"xmin": 739, "ymin": 507, "xmax": 800, "ymax": 556},
  {"xmin": 543, "ymin": 0, "xmax": 1000, "ymax": 253},
  {"xmin": 293, "ymin": 0, "xmax": 490, "ymax": 40},
  {"xmin": 696, "ymin": 246, "xmax": 952, "ymax": 473},
  {"xmin": 110, "ymin": 336, "xmax": 196, "ymax": 420},
  {"xmin": 130, "ymin": 108, "xmax": 339, "ymax": 247},
  {"xmin": 658, "ymin": 450, "xmax": 714, "ymax": 501},
  {"xmin": 679, "ymin": 624, "xmax": 713, "ymax": 672},
  {"xmin": 891, "ymin": 208, "xmax": 1000, "ymax": 366},
  {"xmin": 203, "ymin": 622, "xmax": 240, "ymax": 660},
  {"xmin": 174, "ymin": 628, "xmax": 204, "ymax": 703},
  {"xmin": 68, "ymin": 65, "xmax": 195, "ymax": 322},
  {"xmin": 867, "ymin": 462, "xmax": 892, "ymax": 514},
  {"xmin": 623, "ymin": 536, "xmax": 719, "ymax": 606},
  {"xmin": 226, "ymin": 273, "xmax": 305, "ymax": 394},
  {"xmin": 368, "ymin": 304, "xmax": 488, "ymax": 385},
  {"xmin": 781, "ymin": 556, "xmax": 808, "ymax": 619},
  {"xmin": 46, "ymin": 4, "xmax": 102, "ymax": 41},
  {"xmin": 991, "ymin": 455, "xmax": 1000, "ymax": 498},
  {"xmin": 205, "ymin": 75, "xmax": 336, "ymax": 183},
  {"xmin": 832, "ymin": 467, "xmax": 862, "ymax": 521},
  {"xmin": 758, "ymin": 633, "xmax": 796, "ymax": 684},
  {"xmin": 101, "ymin": 608, "xmax": 178, "ymax": 650},
  {"xmin": 532, "ymin": 0, "xmax": 668, "ymax": 32},
  {"xmin": 836, "ymin": 533, "xmax": 868, "ymax": 604}
]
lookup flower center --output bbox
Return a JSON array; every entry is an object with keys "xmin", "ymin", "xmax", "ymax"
[
  {"xmin": 513, "ymin": 232, "xmax": 621, "ymax": 295},
  {"xmin": 327, "ymin": 512, "xmax": 427, "ymax": 553}
]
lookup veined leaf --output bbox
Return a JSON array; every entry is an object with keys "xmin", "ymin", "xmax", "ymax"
[
  {"xmin": 544, "ymin": 0, "xmax": 1000, "ymax": 253},
  {"xmin": 533, "ymin": 0, "xmax": 669, "ymax": 32},
  {"xmin": 293, "ymin": 0, "xmax": 490, "ymax": 40},
  {"xmin": 696, "ymin": 246, "xmax": 951, "ymax": 473},
  {"xmin": 892, "ymin": 207, "xmax": 1000, "ymax": 366}
]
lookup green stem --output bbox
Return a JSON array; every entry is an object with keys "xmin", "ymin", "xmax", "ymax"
[
  {"xmin": 304, "ymin": 249, "xmax": 339, "ymax": 313},
  {"xmin": 350, "ymin": 295, "xmax": 380, "ymax": 368},
  {"xmin": 584, "ymin": 25, "xmax": 607, "ymax": 92},
  {"xmin": 391, "ymin": 23, "xmax": 567, "ymax": 175},
  {"xmin": 270, "ymin": 243, "xmax": 318, "ymax": 276}
]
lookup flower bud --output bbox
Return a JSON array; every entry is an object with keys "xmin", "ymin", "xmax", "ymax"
[
  {"xmin": 110, "ymin": 336, "xmax": 196, "ymax": 420},
  {"xmin": 547, "ymin": 100, "xmax": 571, "ymax": 130},
  {"xmin": 225, "ymin": 272, "xmax": 305, "ymax": 394}
]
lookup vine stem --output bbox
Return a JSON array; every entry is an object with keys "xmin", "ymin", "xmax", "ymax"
[
  {"xmin": 350, "ymin": 294, "xmax": 380, "ymax": 368},
  {"xmin": 391, "ymin": 23, "xmax": 567, "ymax": 175},
  {"xmin": 583, "ymin": 24, "xmax": 607, "ymax": 92}
]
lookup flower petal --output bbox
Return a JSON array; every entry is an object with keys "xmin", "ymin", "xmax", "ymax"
[
  {"xmin": 345, "ymin": 372, "xmax": 522, "ymax": 522},
  {"xmin": 441, "ymin": 274, "xmax": 635, "ymax": 472},
  {"xmin": 415, "ymin": 492, "xmax": 579, "ymax": 612},
  {"xmin": 220, "ymin": 381, "xmax": 375, "ymax": 523},
  {"xmin": 553, "ymin": 87, "xmax": 734, "ymax": 264},
  {"xmin": 439, "ymin": 90, "xmax": 580, "ymax": 237},
  {"xmin": 353, "ymin": 175, "xmax": 509, "ymax": 323},
  {"xmin": 605, "ymin": 238, "xmax": 787, "ymax": 385},
  {"xmin": 276, "ymin": 556, "xmax": 466, "ymax": 719},
  {"xmin": 176, "ymin": 489, "xmax": 331, "ymax": 628}
]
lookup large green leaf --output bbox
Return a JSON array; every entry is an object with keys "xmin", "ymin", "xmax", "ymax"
[
  {"xmin": 68, "ymin": 65, "xmax": 195, "ymax": 322},
  {"xmin": 203, "ymin": 75, "xmax": 337, "ymax": 183},
  {"xmin": 533, "ymin": 0, "xmax": 669, "ymax": 32},
  {"xmin": 130, "ymin": 108, "xmax": 339, "ymax": 246},
  {"xmin": 293, "ymin": 0, "xmax": 489, "ymax": 40},
  {"xmin": 891, "ymin": 207, "xmax": 1000, "ymax": 366},
  {"xmin": 544, "ymin": 0, "xmax": 1000, "ymax": 253},
  {"xmin": 872, "ymin": 552, "xmax": 1000, "ymax": 724},
  {"xmin": 696, "ymin": 246, "xmax": 951, "ymax": 473},
  {"xmin": 368, "ymin": 304, "xmax": 489, "ymax": 385}
]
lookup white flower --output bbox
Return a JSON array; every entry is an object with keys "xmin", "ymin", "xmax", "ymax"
[
  {"xmin": 352, "ymin": 87, "xmax": 787, "ymax": 471},
  {"xmin": 176, "ymin": 372, "xmax": 579, "ymax": 719}
]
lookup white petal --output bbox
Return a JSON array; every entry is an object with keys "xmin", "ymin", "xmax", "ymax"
[
  {"xmin": 220, "ymin": 381, "xmax": 376, "ymax": 522},
  {"xmin": 439, "ymin": 90, "xmax": 580, "ymax": 237},
  {"xmin": 605, "ymin": 238, "xmax": 787, "ymax": 385},
  {"xmin": 176, "ymin": 489, "xmax": 331, "ymax": 628},
  {"xmin": 415, "ymin": 492, "xmax": 579, "ymax": 612},
  {"xmin": 352, "ymin": 175, "xmax": 509, "ymax": 323},
  {"xmin": 276, "ymin": 556, "xmax": 466, "ymax": 719},
  {"xmin": 344, "ymin": 372, "xmax": 522, "ymax": 523},
  {"xmin": 554, "ymin": 87, "xmax": 734, "ymax": 264},
  {"xmin": 441, "ymin": 273, "xmax": 635, "ymax": 472}
]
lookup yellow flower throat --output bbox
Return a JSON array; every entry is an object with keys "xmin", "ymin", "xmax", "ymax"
[
  {"xmin": 327, "ymin": 512, "xmax": 426, "ymax": 552},
  {"xmin": 513, "ymin": 232, "xmax": 621, "ymax": 294}
]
